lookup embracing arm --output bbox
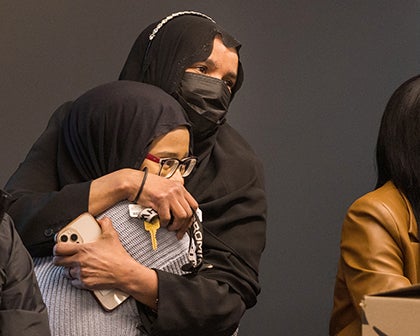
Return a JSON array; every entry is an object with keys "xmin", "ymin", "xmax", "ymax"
[
  {"xmin": 8, "ymin": 162, "xmax": 195, "ymax": 258},
  {"xmin": 6, "ymin": 104, "xmax": 196, "ymax": 256},
  {"xmin": 3, "ymin": 103, "xmax": 122, "ymax": 255},
  {"xmin": 91, "ymin": 171, "xmax": 197, "ymax": 236},
  {"xmin": 4, "ymin": 102, "xmax": 89, "ymax": 256}
]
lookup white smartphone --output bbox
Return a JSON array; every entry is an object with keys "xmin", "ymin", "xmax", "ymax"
[{"xmin": 55, "ymin": 212, "xmax": 130, "ymax": 311}]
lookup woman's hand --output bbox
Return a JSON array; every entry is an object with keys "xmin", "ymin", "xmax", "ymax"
[
  {"xmin": 89, "ymin": 168, "xmax": 198, "ymax": 239},
  {"xmin": 138, "ymin": 172, "xmax": 197, "ymax": 239},
  {"xmin": 53, "ymin": 217, "xmax": 159, "ymax": 308},
  {"xmin": 53, "ymin": 217, "xmax": 132, "ymax": 290}
]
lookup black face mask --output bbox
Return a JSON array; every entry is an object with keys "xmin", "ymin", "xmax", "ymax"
[{"xmin": 177, "ymin": 72, "xmax": 231, "ymax": 125}]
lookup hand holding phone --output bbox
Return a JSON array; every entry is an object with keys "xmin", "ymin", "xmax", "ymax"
[{"xmin": 55, "ymin": 212, "xmax": 130, "ymax": 311}]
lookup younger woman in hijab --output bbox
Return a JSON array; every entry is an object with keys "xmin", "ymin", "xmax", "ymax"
[
  {"xmin": 5, "ymin": 12, "xmax": 266, "ymax": 335},
  {"xmin": 35, "ymin": 80, "xmax": 198, "ymax": 335},
  {"xmin": 330, "ymin": 74, "xmax": 420, "ymax": 336}
]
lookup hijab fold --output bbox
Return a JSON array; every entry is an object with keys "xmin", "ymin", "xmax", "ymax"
[{"xmin": 57, "ymin": 81, "xmax": 189, "ymax": 186}]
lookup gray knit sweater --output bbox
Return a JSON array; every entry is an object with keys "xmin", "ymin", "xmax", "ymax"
[{"xmin": 34, "ymin": 201, "xmax": 191, "ymax": 336}]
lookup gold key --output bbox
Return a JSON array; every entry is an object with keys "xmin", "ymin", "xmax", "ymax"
[{"xmin": 144, "ymin": 218, "xmax": 160, "ymax": 250}]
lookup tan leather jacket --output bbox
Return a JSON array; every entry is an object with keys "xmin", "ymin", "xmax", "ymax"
[{"xmin": 329, "ymin": 181, "xmax": 420, "ymax": 336}]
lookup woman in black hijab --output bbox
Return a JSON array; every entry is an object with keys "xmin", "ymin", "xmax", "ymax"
[
  {"xmin": 5, "ymin": 12, "xmax": 267, "ymax": 335},
  {"xmin": 58, "ymin": 81, "xmax": 191, "ymax": 185},
  {"xmin": 37, "ymin": 80, "xmax": 199, "ymax": 335}
]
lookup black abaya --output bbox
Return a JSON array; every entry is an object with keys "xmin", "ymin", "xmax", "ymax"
[{"xmin": 5, "ymin": 13, "xmax": 267, "ymax": 336}]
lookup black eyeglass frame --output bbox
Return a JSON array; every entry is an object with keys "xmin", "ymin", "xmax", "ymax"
[{"xmin": 145, "ymin": 153, "xmax": 197, "ymax": 178}]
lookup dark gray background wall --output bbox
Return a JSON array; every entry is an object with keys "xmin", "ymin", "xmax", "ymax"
[{"xmin": 1, "ymin": 1, "xmax": 419, "ymax": 335}]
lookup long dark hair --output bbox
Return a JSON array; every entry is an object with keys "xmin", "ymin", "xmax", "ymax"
[{"xmin": 375, "ymin": 74, "xmax": 420, "ymax": 213}]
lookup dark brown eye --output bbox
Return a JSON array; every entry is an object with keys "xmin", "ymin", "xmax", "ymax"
[{"xmin": 196, "ymin": 65, "xmax": 207, "ymax": 73}]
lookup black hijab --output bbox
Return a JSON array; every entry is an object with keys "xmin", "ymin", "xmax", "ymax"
[
  {"xmin": 119, "ymin": 12, "xmax": 266, "ymax": 302},
  {"xmin": 119, "ymin": 12, "xmax": 244, "ymax": 99},
  {"xmin": 119, "ymin": 12, "xmax": 245, "ymax": 156},
  {"xmin": 57, "ymin": 81, "xmax": 189, "ymax": 186}
]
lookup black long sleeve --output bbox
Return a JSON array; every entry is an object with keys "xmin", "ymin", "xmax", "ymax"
[
  {"xmin": 5, "ymin": 102, "xmax": 91, "ymax": 256},
  {"xmin": 5, "ymin": 105, "xmax": 267, "ymax": 334}
]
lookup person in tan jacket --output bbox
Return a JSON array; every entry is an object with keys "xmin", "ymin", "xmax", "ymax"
[{"xmin": 330, "ymin": 74, "xmax": 420, "ymax": 336}]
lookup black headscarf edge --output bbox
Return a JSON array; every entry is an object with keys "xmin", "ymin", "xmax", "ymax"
[
  {"xmin": 58, "ymin": 81, "xmax": 191, "ymax": 184},
  {"xmin": 119, "ymin": 12, "xmax": 244, "ymax": 99}
]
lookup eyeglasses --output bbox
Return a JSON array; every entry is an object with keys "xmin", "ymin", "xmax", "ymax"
[{"xmin": 145, "ymin": 153, "xmax": 197, "ymax": 178}]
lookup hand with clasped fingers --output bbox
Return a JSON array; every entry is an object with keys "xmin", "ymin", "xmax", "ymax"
[{"xmin": 88, "ymin": 168, "xmax": 197, "ymax": 240}]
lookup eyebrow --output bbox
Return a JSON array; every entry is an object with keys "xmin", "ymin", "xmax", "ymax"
[{"xmin": 206, "ymin": 59, "xmax": 238, "ymax": 83}]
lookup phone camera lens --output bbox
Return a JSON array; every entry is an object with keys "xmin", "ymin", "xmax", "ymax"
[
  {"xmin": 70, "ymin": 233, "xmax": 78, "ymax": 242},
  {"xmin": 60, "ymin": 235, "xmax": 68, "ymax": 242}
]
